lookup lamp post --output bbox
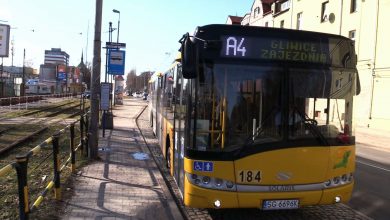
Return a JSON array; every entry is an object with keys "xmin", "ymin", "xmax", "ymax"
[
  {"xmin": 112, "ymin": 9, "xmax": 120, "ymax": 44},
  {"xmin": 112, "ymin": 9, "xmax": 120, "ymax": 106}
]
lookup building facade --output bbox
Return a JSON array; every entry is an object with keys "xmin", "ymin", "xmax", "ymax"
[
  {"xmin": 227, "ymin": 0, "xmax": 390, "ymax": 131},
  {"xmin": 44, "ymin": 48, "xmax": 69, "ymax": 66},
  {"xmin": 0, "ymin": 66, "xmax": 37, "ymax": 97},
  {"xmin": 39, "ymin": 48, "xmax": 73, "ymax": 93}
]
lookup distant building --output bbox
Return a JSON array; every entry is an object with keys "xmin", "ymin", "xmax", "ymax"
[
  {"xmin": 44, "ymin": 48, "xmax": 69, "ymax": 66},
  {"xmin": 39, "ymin": 48, "xmax": 70, "ymax": 93},
  {"xmin": 0, "ymin": 66, "xmax": 37, "ymax": 97},
  {"xmin": 226, "ymin": 15, "xmax": 243, "ymax": 25}
]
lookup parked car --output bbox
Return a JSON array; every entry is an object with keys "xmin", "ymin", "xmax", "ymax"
[
  {"xmin": 135, "ymin": 92, "xmax": 140, "ymax": 98},
  {"xmin": 142, "ymin": 92, "xmax": 148, "ymax": 100},
  {"xmin": 82, "ymin": 91, "xmax": 91, "ymax": 99},
  {"xmin": 132, "ymin": 91, "xmax": 142, "ymax": 98}
]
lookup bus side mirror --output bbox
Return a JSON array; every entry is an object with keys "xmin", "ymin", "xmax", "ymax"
[{"xmin": 181, "ymin": 34, "xmax": 197, "ymax": 79}]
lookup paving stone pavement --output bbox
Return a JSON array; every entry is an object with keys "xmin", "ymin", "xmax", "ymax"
[{"xmin": 61, "ymin": 99, "xmax": 182, "ymax": 220}]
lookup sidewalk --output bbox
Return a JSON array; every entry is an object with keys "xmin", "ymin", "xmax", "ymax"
[
  {"xmin": 355, "ymin": 125, "xmax": 390, "ymax": 165},
  {"xmin": 61, "ymin": 99, "xmax": 183, "ymax": 220},
  {"xmin": 356, "ymin": 125, "xmax": 390, "ymax": 153}
]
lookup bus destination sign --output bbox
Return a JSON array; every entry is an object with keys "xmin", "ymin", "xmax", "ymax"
[{"xmin": 221, "ymin": 36, "xmax": 330, "ymax": 65}]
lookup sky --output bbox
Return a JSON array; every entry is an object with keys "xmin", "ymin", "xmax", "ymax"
[{"xmin": 0, "ymin": 0, "xmax": 253, "ymax": 76}]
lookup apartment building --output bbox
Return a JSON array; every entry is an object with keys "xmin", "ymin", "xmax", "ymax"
[{"xmin": 227, "ymin": 0, "xmax": 390, "ymax": 131}]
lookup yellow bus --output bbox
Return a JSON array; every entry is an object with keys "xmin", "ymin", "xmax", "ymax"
[{"xmin": 148, "ymin": 24, "xmax": 360, "ymax": 210}]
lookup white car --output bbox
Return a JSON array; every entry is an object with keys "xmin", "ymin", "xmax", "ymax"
[{"xmin": 132, "ymin": 92, "xmax": 142, "ymax": 98}]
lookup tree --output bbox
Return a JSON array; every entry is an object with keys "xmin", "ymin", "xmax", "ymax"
[
  {"xmin": 138, "ymin": 71, "xmax": 152, "ymax": 92},
  {"xmin": 125, "ymin": 69, "xmax": 136, "ymax": 93}
]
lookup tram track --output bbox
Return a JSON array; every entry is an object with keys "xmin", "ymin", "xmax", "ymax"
[
  {"xmin": 0, "ymin": 100, "xmax": 88, "ymax": 158},
  {"xmin": 0, "ymin": 99, "xmax": 80, "ymax": 120},
  {"xmin": 0, "ymin": 126, "xmax": 48, "ymax": 155}
]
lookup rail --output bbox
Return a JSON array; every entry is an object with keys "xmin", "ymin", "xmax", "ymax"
[{"xmin": 0, "ymin": 111, "xmax": 90, "ymax": 220}]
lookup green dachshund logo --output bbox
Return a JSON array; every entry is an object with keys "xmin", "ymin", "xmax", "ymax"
[{"xmin": 333, "ymin": 151, "xmax": 351, "ymax": 169}]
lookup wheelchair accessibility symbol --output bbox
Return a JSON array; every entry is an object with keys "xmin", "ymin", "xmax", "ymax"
[{"xmin": 193, "ymin": 161, "xmax": 213, "ymax": 172}]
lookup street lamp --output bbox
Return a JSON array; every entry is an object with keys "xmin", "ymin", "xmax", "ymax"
[
  {"xmin": 112, "ymin": 9, "xmax": 120, "ymax": 44},
  {"xmin": 112, "ymin": 9, "xmax": 120, "ymax": 106}
]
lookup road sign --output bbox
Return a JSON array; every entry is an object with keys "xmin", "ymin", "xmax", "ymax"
[
  {"xmin": 100, "ymin": 83, "xmax": 110, "ymax": 110},
  {"xmin": 0, "ymin": 24, "xmax": 10, "ymax": 57},
  {"xmin": 106, "ymin": 42, "xmax": 126, "ymax": 49},
  {"xmin": 57, "ymin": 72, "xmax": 67, "ymax": 81},
  {"xmin": 108, "ymin": 50, "xmax": 126, "ymax": 75}
]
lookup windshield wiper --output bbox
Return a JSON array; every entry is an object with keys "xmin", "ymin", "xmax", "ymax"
[{"xmin": 294, "ymin": 107, "xmax": 330, "ymax": 146}]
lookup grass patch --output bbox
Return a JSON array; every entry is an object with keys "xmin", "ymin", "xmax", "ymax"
[{"xmin": 0, "ymin": 116, "xmax": 90, "ymax": 219}]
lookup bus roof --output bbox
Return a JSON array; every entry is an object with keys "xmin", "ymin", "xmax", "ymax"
[
  {"xmin": 148, "ymin": 71, "xmax": 163, "ymax": 83},
  {"xmin": 193, "ymin": 24, "xmax": 351, "ymax": 41}
]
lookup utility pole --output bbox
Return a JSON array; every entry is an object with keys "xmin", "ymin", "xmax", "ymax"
[
  {"xmin": 11, "ymin": 37, "xmax": 14, "ymax": 66},
  {"xmin": 0, "ymin": 58, "xmax": 3, "ymax": 97},
  {"xmin": 21, "ymin": 48, "xmax": 25, "ymax": 96},
  {"xmin": 89, "ymin": 0, "xmax": 103, "ymax": 159}
]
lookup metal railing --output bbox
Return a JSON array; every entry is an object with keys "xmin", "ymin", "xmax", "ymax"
[{"xmin": 0, "ymin": 112, "xmax": 90, "ymax": 220}]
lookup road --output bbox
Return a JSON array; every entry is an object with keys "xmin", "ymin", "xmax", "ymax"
[{"xmin": 349, "ymin": 143, "xmax": 390, "ymax": 220}]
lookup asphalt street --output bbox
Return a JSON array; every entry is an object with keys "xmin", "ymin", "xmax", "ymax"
[{"xmin": 349, "ymin": 143, "xmax": 390, "ymax": 220}]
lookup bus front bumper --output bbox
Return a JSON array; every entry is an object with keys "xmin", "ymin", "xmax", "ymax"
[{"xmin": 184, "ymin": 177, "xmax": 354, "ymax": 209}]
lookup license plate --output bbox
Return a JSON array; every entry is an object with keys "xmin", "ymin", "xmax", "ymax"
[{"xmin": 262, "ymin": 199, "xmax": 299, "ymax": 210}]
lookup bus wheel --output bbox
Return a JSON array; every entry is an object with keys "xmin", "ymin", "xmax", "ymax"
[{"xmin": 166, "ymin": 146, "xmax": 171, "ymax": 169}]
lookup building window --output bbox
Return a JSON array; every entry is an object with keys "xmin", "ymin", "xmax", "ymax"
[
  {"xmin": 349, "ymin": 30, "xmax": 356, "ymax": 41},
  {"xmin": 254, "ymin": 7, "xmax": 260, "ymax": 18},
  {"xmin": 275, "ymin": 0, "xmax": 290, "ymax": 13},
  {"xmin": 321, "ymin": 1, "xmax": 329, "ymax": 22},
  {"xmin": 265, "ymin": 22, "xmax": 269, "ymax": 27},
  {"xmin": 296, "ymin": 12, "xmax": 303, "ymax": 30},
  {"xmin": 280, "ymin": 20, "xmax": 285, "ymax": 28},
  {"xmin": 281, "ymin": 0, "xmax": 291, "ymax": 11},
  {"xmin": 350, "ymin": 0, "xmax": 358, "ymax": 13}
]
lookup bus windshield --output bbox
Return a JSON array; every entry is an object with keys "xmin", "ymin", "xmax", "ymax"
[{"xmin": 191, "ymin": 63, "xmax": 358, "ymax": 152}]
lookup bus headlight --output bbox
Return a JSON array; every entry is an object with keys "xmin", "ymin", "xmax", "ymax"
[
  {"xmin": 215, "ymin": 178, "xmax": 223, "ymax": 187},
  {"xmin": 186, "ymin": 173, "xmax": 236, "ymax": 191},
  {"xmin": 341, "ymin": 174, "xmax": 348, "ymax": 182},
  {"xmin": 324, "ymin": 173, "xmax": 354, "ymax": 188},
  {"xmin": 348, "ymin": 173, "xmax": 353, "ymax": 182},
  {"xmin": 333, "ymin": 176, "xmax": 341, "ymax": 185},
  {"xmin": 202, "ymin": 176, "xmax": 211, "ymax": 185},
  {"xmin": 226, "ymin": 181, "xmax": 234, "ymax": 189}
]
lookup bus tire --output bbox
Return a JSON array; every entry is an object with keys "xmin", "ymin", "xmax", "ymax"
[
  {"xmin": 166, "ymin": 136, "xmax": 171, "ymax": 169},
  {"xmin": 166, "ymin": 146, "xmax": 171, "ymax": 169}
]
